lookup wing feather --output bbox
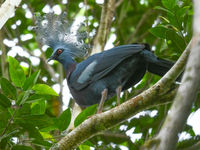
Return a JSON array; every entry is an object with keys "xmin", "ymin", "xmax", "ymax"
[{"xmin": 69, "ymin": 44, "xmax": 145, "ymax": 90}]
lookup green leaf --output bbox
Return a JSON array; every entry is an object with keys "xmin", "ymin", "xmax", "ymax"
[
  {"xmin": 154, "ymin": 6, "xmax": 174, "ymax": 15},
  {"xmin": 32, "ymin": 84, "xmax": 59, "ymax": 96},
  {"xmin": 21, "ymin": 124, "xmax": 43, "ymax": 140},
  {"xmin": 167, "ymin": 12, "xmax": 180, "ymax": 30},
  {"xmin": 40, "ymin": 131, "xmax": 54, "ymax": 140},
  {"xmin": 14, "ymin": 115, "xmax": 55, "ymax": 129},
  {"xmin": 23, "ymin": 70, "xmax": 41, "ymax": 91},
  {"xmin": 149, "ymin": 26, "xmax": 168, "ymax": 39},
  {"xmin": 25, "ymin": 94, "xmax": 45, "ymax": 103},
  {"xmin": 74, "ymin": 104, "xmax": 97, "ymax": 127},
  {"xmin": 56, "ymin": 108, "xmax": 71, "ymax": 131},
  {"xmin": 8, "ymin": 57, "xmax": 26, "ymax": 87},
  {"xmin": 16, "ymin": 90, "xmax": 31, "ymax": 105},
  {"xmin": 0, "ymin": 93, "xmax": 11, "ymax": 108},
  {"xmin": 79, "ymin": 145, "xmax": 90, "ymax": 150},
  {"xmin": 82, "ymin": 140, "xmax": 94, "ymax": 147},
  {"xmin": 32, "ymin": 140, "xmax": 52, "ymax": 148},
  {"xmin": 162, "ymin": 0, "xmax": 177, "ymax": 10},
  {"xmin": 0, "ymin": 78, "xmax": 16, "ymax": 99},
  {"xmin": 166, "ymin": 29, "xmax": 186, "ymax": 52},
  {"xmin": 31, "ymin": 100, "xmax": 46, "ymax": 115},
  {"xmin": 176, "ymin": 6, "xmax": 190, "ymax": 19},
  {"xmin": 12, "ymin": 145, "xmax": 33, "ymax": 150}
]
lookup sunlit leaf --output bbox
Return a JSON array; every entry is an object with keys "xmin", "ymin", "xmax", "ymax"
[
  {"xmin": 32, "ymin": 84, "xmax": 59, "ymax": 96},
  {"xmin": 23, "ymin": 70, "xmax": 41, "ymax": 90},
  {"xmin": 79, "ymin": 144, "xmax": 90, "ymax": 150},
  {"xmin": 8, "ymin": 57, "xmax": 26, "ymax": 87},
  {"xmin": 16, "ymin": 90, "xmax": 31, "ymax": 105}
]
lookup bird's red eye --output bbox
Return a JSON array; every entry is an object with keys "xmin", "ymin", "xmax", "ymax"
[{"xmin": 57, "ymin": 49, "xmax": 63, "ymax": 55}]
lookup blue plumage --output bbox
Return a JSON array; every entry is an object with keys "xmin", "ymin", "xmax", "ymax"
[
  {"xmin": 35, "ymin": 14, "xmax": 175, "ymax": 109},
  {"xmin": 48, "ymin": 44, "xmax": 174, "ymax": 107}
]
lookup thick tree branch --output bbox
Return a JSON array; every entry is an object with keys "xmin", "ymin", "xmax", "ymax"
[
  {"xmin": 0, "ymin": 0, "xmax": 21, "ymax": 29},
  {"xmin": 52, "ymin": 87, "xmax": 177, "ymax": 150},
  {"xmin": 50, "ymin": 40, "xmax": 191, "ymax": 149},
  {"xmin": 182, "ymin": 141, "xmax": 200, "ymax": 150},
  {"xmin": 91, "ymin": 0, "xmax": 115, "ymax": 54},
  {"xmin": 142, "ymin": 1, "xmax": 200, "ymax": 150}
]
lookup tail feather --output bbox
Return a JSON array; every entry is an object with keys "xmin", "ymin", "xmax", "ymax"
[
  {"xmin": 141, "ymin": 50, "xmax": 182, "ymax": 80},
  {"xmin": 147, "ymin": 58, "xmax": 174, "ymax": 77}
]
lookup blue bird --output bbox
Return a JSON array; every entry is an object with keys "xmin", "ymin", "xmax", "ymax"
[{"xmin": 35, "ymin": 14, "xmax": 176, "ymax": 112}]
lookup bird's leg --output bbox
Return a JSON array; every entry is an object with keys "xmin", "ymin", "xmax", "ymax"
[
  {"xmin": 97, "ymin": 89, "xmax": 108, "ymax": 113},
  {"xmin": 116, "ymin": 86, "xmax": 122, "ymax": 106}
]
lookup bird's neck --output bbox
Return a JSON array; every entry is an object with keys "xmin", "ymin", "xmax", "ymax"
[{"xmin": 60, "ymin": 56, "xmax": 77, "ymax": 79}]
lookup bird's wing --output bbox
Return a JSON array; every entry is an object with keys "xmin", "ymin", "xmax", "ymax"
[{"xmin": 69, "ymin": 44, "xmax": 145, "ymax": 90}]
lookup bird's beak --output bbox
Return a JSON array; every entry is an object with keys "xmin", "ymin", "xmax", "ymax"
[{"xmin": 47, "ymin": 55, "xmax": 55, "ymax": 62}]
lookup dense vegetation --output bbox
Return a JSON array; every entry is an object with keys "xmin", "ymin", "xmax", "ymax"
[{"xmin": 0, "ymin": 0, "xmax": 198, "ymax": 149}]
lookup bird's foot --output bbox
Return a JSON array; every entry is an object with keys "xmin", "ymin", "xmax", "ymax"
[
  {"xmin": 97, "ymin": 89, "xmax": 108, "ymax": 113},
  {"xmin": 116, "ymin": 86, "xmax": 122, "ymax": 106}
]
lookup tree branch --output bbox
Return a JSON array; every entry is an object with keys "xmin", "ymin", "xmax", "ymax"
[
  {"xmin": 115, "ymin": 0, "xmax": 124, "ymax": 8},
  {"xmin": 50, "ymin": 39, "xmax": 191, "ymax": 149},
  {"xmin": 0, "ymin": 30, "xmax": 9, "ymax": 79},
  {"xmin": 142, "ymin": 1, "xmax": 200, "ymax": 149},
  {"xmin": 0, "ymin": 0, "xmax": 21, "ymax": 29},
  {"xmin": 91, "ymin": 0, "xmax": 116, "ymax": 54},
  {"xmin": 181, "ymin": 141, "xmax": 200, "ymax": 150}
]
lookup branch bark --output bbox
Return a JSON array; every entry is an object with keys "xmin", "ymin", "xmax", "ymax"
[
  {"xmin": 50, "ymin": 39, "xmax": 191, "ymax": 149},
  {"xmin": 0, "ymin": 30, "xmax": 9, "ymax": 79},
  {"xmin": 142, "ymin": 1, "xmax": 200, "ymax": 149},
  {"xmin": 0, "ymin": 0, "xmax": 21, "ymax": 29},
  {"xmin": 181, "ymin": 141, "xmax": 200, "ymax": 150},
  {"xmin": 91, "ymin": 0, "xmax": 115, "ymax": 54}
]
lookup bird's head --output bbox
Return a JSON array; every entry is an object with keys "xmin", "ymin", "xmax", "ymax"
[
  {"xmin": 47, "ymin": 44, "xmax": 84, "ymax": 64},
  {"xmin": 34, "ymin": 13, "xmax": 89, "ymax": 64}
]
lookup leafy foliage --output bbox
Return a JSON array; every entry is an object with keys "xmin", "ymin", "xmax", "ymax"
[
  {"xmin": 0, "ymin": 0, "xmax": 197, "ymax": 149},
  {"xmin": 74, "ymin": 104, "xmax": 97, "ymax": 127}
]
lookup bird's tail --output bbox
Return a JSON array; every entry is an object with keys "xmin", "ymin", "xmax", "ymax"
[
  {"xmin": 141, "ymin": 50, "xmax": 175, "ymax": 77},
  {"xmin": 147, "ymin": 58, "xmax": 174, "ymax": 77},
  {"xmin": 139, "ymin": 44, "xmax": 182, "ymax": 81}
]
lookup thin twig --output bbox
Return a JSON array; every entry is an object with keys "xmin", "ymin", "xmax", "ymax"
[
  {"xmin": 115, "ymin": 0, "xmax": 124, "ymax": 8},
  {"xmin": 126, "ymin": 9, "xmax": 154, "ymax": 44},
  {"xmin": 1, "ymin": 108, "xmax": 19, "ymax": 137}
]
